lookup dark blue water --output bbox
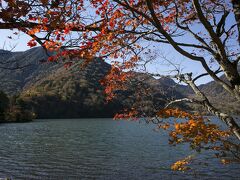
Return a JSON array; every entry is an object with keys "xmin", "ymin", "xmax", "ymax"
[{"xmin": 0, "ymin": 118, "xmax": 239, "ymax": 179}]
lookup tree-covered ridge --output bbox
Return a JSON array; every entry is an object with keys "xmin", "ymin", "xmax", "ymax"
[
  {"xmin": 0, "ymin": 91, "xmax": 35, "ymax": 122},
  {"xmin": 19, "ymin": 56, "xmax": 120, "ymax": 118},
  {"xmin": 16, "ymin": 49, "xmax": 187, "ymax": 118},
  {"xmin": 0, "ymin": 48, "xmax": 240, "ymax": 119}
]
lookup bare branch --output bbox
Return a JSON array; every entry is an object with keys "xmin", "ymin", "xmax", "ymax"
[
  {"xmin": 193, "ymin": 67, "xmax": 223, "ymax": 82},
  {"xmin": 165, "ymin": 98, "xmax": 194, "ymax": 108}
]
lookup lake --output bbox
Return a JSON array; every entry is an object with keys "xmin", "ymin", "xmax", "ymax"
[{"xmin": 0, "ymin": 118, "xmax": 239, "ymax": 179}]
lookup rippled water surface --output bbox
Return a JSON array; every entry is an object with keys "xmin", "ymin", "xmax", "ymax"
[{"xmin": 0, "ymin": 118, "xmax": 239, "ymax": 179}]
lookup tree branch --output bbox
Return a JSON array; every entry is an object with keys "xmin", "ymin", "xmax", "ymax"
[
  {"xmin": 180, "ymin": 73, "xmax": 240, "ymax": 141},
  {"xmin": 165, "ymin": 98, "xmax": 194, "ymax": 108},
  {"xmin": 193, "ymin": 67, "xmax": 223, "ymax": 82},
  {"xmin": 192, "ymin": 0, "xmax": 228, "ymax": 61}
]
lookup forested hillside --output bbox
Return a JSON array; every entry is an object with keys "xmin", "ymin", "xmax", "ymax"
[{"xmin": 0, "ymin": 47, "xmax": 239, "ymax": 118}]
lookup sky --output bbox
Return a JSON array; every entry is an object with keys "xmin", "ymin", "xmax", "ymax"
[
  {"xmin": 0, "ymin": 29, "xmax": 210, "ymax": 84},
  {"xmin": 0, "ymin": 1, "xmax": 238, "ymax": 85},
  {"xmin": 0, "ymin": 30, "xmax": 31, "ymax": 51}
]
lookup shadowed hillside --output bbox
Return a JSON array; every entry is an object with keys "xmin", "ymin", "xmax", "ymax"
[{"xmin": 0, "ymin": 47, "xmax": 239, "ymax": 118}]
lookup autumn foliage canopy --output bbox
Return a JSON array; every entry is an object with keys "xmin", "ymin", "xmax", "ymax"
[{"xmin": 1, "ymin": 0, "xmax": 240, "ymax": 170}]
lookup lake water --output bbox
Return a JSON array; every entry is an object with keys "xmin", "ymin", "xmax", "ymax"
[{"xmin": 0, "ymin": 118, "xmax": 239, "ymax": 180}]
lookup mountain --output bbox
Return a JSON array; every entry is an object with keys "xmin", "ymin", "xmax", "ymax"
[
  {"xmin": 0, "ymin": 47, "xmax": 239, "ymax": 118},
  {"xmin": 198, "ymin": 76, "xmax": 240, "ymax": 114},
  {"xmin": 0, "ymin": 47, "xmax": 188, "ymax": 118},
  {"xmin": 0, "ymin": 47, "xmax": 58, "ymax": 94}
]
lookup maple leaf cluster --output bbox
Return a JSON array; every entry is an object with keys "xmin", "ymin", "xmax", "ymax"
[{"xmin": 1, "ymin": 0, "xmax": 239, "ymax": 171}]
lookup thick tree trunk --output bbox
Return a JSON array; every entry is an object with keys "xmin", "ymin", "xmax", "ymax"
[
  {"xmin": 231, "ymin": 0, "xmax": 240, "ymax": 44},
  {"xmin": 221, "ymin": 63, "xmax": 240, "ymax": 86},
  {"xmin": 219, "ymin": 61, "xmax": 240, "ymax": 101}
]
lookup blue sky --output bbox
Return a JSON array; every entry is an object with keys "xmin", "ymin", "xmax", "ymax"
[
  {"xmin": 0, "ymin": 2, "xmax": 238, "ymax": 85},
  {"xmin": 0, "ymin": 30, "xmax": 31, "ymax": 51},
  {"xmin": 0, "ymin": 29, "xmax": 210, "ymax": 84}
]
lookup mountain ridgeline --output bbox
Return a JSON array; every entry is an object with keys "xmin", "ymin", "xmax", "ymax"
[{"xmin": 0, "ymin": 47, "xmax": 239, "ymax": 119}]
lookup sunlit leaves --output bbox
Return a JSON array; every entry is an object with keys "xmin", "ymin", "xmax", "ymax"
[
  {"xmin": 154, "ymin": 108, "xmax": 240, "ymax": 171},
  {"xmin": 27, "ymin": 39, "xmax": 37, "ymax": 47},
  {"xmin": 156, "ymin": 109, "xmax": 230, "ymax": 147},
  {"xmin": 114, "ymin": 108, "xmax": 138, "ymax": 120},
  {"xmin": 171, "ymin": 155, "xmax": 193, "ymax": 171},
  {"xmin": 100, "ymin": 66, "xmax": 132, "ymax": 101}
]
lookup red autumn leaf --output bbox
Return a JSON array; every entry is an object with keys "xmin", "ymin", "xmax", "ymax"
[{"xmin": 27, "ymin": 40, "xmax": 37, "ymax": 47}]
